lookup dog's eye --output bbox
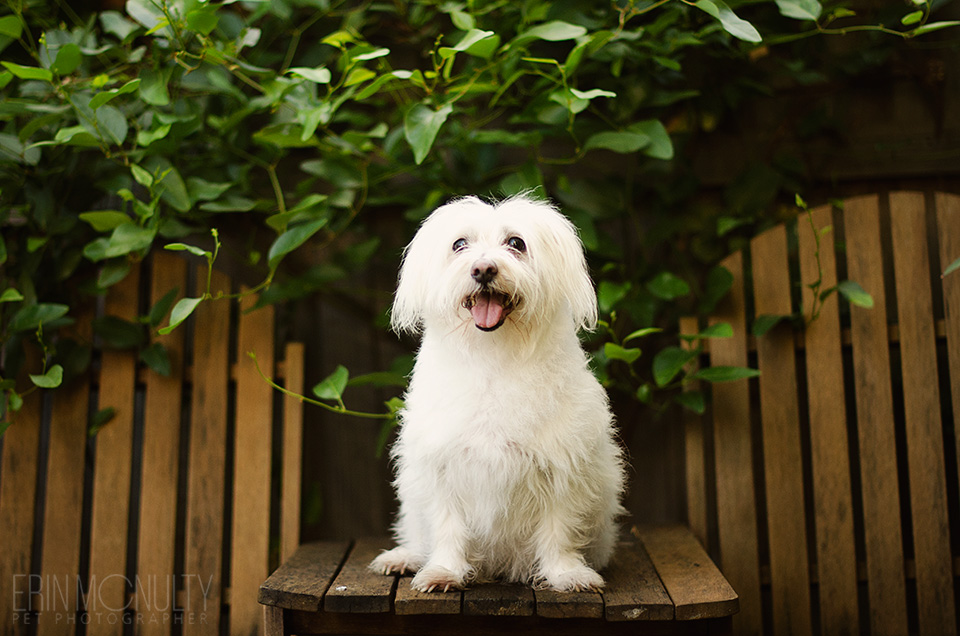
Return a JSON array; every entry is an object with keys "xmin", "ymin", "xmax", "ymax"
[
  {"xmin": 507, "ymin": 236, "xmax": 526, "ymax": 253},
  {"xmin": 452, "ymin": 238, "xmax": 468, "ymax": 252}
]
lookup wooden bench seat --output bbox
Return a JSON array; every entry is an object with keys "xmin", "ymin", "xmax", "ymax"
[{"xmin": 258, "ymin": 525, "xmax": 738, "ymax": 635}]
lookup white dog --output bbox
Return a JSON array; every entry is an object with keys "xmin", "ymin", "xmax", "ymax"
[{"xmin": 371, "ymin": 195, "xmax": 626, "ymax": 593}]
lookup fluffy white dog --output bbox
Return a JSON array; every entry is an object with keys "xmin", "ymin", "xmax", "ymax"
[{"xmin": 371, "ymin": 195, "xmax": 626, "ymax": 593}]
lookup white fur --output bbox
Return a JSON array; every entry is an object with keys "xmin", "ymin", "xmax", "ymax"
[{"xmin": 371, "ymin": 195, "xmax": 626, "ymax": 593}]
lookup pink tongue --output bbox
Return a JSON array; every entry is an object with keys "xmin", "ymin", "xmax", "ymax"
[{"xmin": 470, "ymin": 293, "xmax": 504, "ymax": 329}]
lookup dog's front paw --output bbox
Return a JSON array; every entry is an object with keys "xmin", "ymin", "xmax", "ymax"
[
  {"xmin": 411, "ymin": 565, "xmax": 466, "ymax": 593},
  {"xmin": 540, "ymin": 564, "xmax": 605, "ymax": 593},
  {"xmin": 370, "ymin": 547, "xmax": 423, "ymax": 576}
]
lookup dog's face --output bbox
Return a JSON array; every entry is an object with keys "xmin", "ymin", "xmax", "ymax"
[{"xmin": 392, "ymin": 196, "xmax": 597, "ymax": 336}]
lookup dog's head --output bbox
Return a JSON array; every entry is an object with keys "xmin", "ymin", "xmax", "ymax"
[{"xmin": 391, "ymin": 195, "xmax": 597, "ymax": 336}]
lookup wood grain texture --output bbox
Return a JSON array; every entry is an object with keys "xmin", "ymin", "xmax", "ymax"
[
  {"xmin": 0, "ymin": 378, "xmax": 42, "ymax": 635},
  {"xmin": 535, "ymin": 588, "xmax": 603, "ymax": 620},
  {"xmin": 263, "ymin": 604, "xmax": 286, "ymax": 636},
  {"xmin": 87, "ymin": 268, "xmax": 140, "ymax": 635},
  {"xmin": 259, "ymin": 541, "xmax": 351, "ymax": 611},
  {"xmin": 395, "ymin": 577, "xmax": 462, "ymax": 615},
  {"xmin": 679, "ymin": 316, "xmax": 707, "ymax": 545},
  {"xmin": 750, "ymin": 226, "xmax": 813, "ymax": 636},
  {"xmin": 463, "ymin": 584, "xmax": 535, "ymax": 617},
  {"xmin": 635, "ymin": 526, "xmax": 738, "ymax": 621},
  {"xmin": 231, "ymin": 292, "xmax": 276, "ymax": 636},
  {"xmin": 183, "ymin": 269, "xmax": 232, "ymax": 636},
  {"xmin": 281, "ymin": 342, "xmax": 304, "ymax": 564},
  {"xmin": 797, "ymin": 205, "xmax": 860, "ymax": 636},
  {"xmin": 888, "ymin": 191, "xmax": 955, "ymax": 635},
  {"xmin": 706, "ymin": 252, "xmax": 762, "ymax": 635},
  {"xmin": 324, "ymin": 538, "xmax": 397, "ymax": 613},
  {"xmin": 30, "ymin": 308, "xmax": 91, "ymax": 636},
  {"xmin": 137, "ymin": 252, "xmax": 187, "ymax": 636},
  {"xmin": 842, "ymin": 194, "xmax": 908, "ymax": 636},
  {"xmin": 602, "ymin": 538, "xmax": 673, "ymax": 621}
]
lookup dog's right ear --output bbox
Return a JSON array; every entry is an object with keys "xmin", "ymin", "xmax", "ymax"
[{"xmin": 391, "ymin": 238, "xmax": 428, "ymax": 335}]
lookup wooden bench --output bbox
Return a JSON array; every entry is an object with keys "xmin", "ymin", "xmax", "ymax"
[
  {"xmin": 682, "ymin": 191, "xmax": 960, "ymax": 635},
  {"xmin": 258, "ymin": 526, "xmax": 737, "ymax": 635},
  {"xmin": 0, "ymin": 250, "xmax": 304, "ymax": 636}
]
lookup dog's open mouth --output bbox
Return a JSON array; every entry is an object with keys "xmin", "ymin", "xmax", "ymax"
[{"xmin": 463, "ymin": 291, "xmax": 516, "ymax": 332}]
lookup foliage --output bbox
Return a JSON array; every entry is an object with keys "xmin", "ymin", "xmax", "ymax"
[{"xmin": 0, "ymin": 0, "xmax": 956, "ymax": 427}]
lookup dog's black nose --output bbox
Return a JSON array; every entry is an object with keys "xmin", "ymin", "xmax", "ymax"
[{"xmin": 471, "ymin": 260, "xmax": 498, "ymax": 284}]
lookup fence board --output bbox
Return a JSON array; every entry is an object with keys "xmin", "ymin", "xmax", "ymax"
[
  {"xmin": 87, "ymin": 266, "xmax": 141, "ymax": 634},
  {"xmin": 281, "ymin": 342, "xmax": 304, "ymax": 563},
  {"xmin": 679, "ymin": 316, "xmax": 706, "ymax": 545},
  {"xmin": 707, "ymin": 252, "xmax": 762, "ymax": 636},
  {"xmin": 231, "ymin": 293, "xmax": 276, "ymax": 635},
  {"xmin": 888, "ymin": 191, "xmax": 955, "ymax": 635},
  {"xmin": 843, "ymin": 194, "xmax": 908, "ymax": 636},
  {"xmin": 36, "ymin": 308, "xmax": 94, "ymax": 636},
  {"xmin": 797, "ymin": 205, "xmax": 859, "ymax": 636},
  {"xmin": 183, "ymin": 269, "xmax": 232, "ymax": 636},
  {"xmin": 750, "ymin": 226, "xmax": 812, "ymax": 636},
  {"xmin": 936, "ymin": 193, "xmax": 960, "ymax": 519},
  {"xmin": 137, "ymin": 252, "xmax": 187, "ymax": 635}
]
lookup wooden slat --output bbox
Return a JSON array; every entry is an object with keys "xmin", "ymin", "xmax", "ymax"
[
  {"xmin": 888, "ymin": 191, "xmax": 955, "ymax": 635},
  {"xmin": 0, "ymin": 380, "xmax": 42, "ymax": 635},
  {"xmin": 183, "ymin": 269, "xmax": 232, "ymax": 636},
  {"xmin": 231, "ymin": 293, "xmax": 276, "ymax": 635},
  {"xmin": 680, "ymin": 316, "xmax": 707, "ymax": 545},
  {"xmin": 797, "ymin": 204, "xmax": 860, "ymax": 636},
  {"xmin": 395, "ymin": 577, "xmax": 462, "ymax": 615},
  {"xmin": 750, "ymin": 226, "xmax": 812, "ymax": 636},
  {"xmin": 706, "ymin": 252, "xmax": 762, "ymax": 635},
  {"xmin": 601, "ymin": 538, "xmax": 673, "ymax": 621},
  {"xmin": 281, "ymin": 342, "xmax": 304, "ymax": 563},
  {"xmin": 842, "ymin": 194, "xmax": 908, "ymax": 635},
  {"xmin": 535, "ymin": 588, "xmax": 603, "ymax": 619},
  {"xmin": 29, "ymin": 309, "xmax": 89, "ymax": 636},
  {"xmin": 324, "ymin": 538, "xmax": 396, "ymax": 613},
  {"xmin": 936, "ymin": 193, "xmax": 960, "ymax": 546},
  {"xmin": 137, "ymin": 252, "xmax": 187, "ymax": 635},
  {"xmin": 87, "ymin": 268, "xmax": 140, "ymax": 634},
  {"xmin": 259, "ymin": 541, "xmax": 351, "ymax": 611},
  {"xmin": 635, "ymin": 525, "xmax": 738, "ymax": 621},
  {"xmin": 463, "ymin": 584, "xmax": 535, "ymax": 617}
]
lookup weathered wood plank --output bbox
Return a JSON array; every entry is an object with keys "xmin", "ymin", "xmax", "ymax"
[
  {"xmin": 183, "ymin": 269, "xmax": 232, "ymax": 636},
  {"xmin": 259, "ymin": 541, "xmax": 351, "ymax": 611},
  {"xmin": 750, "ymin": 225, "xmax": 813, "ymax": 636},
  {"xmin": 137, "ymin": 252, "xmax": 187, "ymax": 635},
  {"xmin": 0, "ymin": 376, "xmax": 43, "ymax": 635},
  {"xmin": 842, "ymin": 194, "xmax": 908, "ymax": 636},
  {"xmin": 231, "ymin": 293, "xmax": 276, "ymax": 635},
  {"xmin": 679, "ymin": 316, "xmax": 707, "ymax": 545},
  {"xmin": 263, "ymin": 604, "xmax": 286, "ymax": 636},
  {"xmin": 535, "ymin": 588, "xmax": 603, "ymax": 619},
  {"xmin": 888, "ymin": 191, "xmax": 955, "ymax": 636},
  {"xmin": 281, "ymin": 342, "xmax": 304, "ymax": 564},
  {"xmin": 706, "ymin": 252, "xmax": 762, "ymax": 635},
  {"xmin": 324, "ymin": 538, "xmax": 396, "ymax": 613},
  {"xmin": 463, "ymin": 584, "xmax": 535, "ymax": 617},
  {"xmin": 395, "ymin": 577, "xmax": 462, "ymax": 615},
  {"xmin": 602, "ymin": 538, "xmax": 673, "ymax": 621},
  {"xmin": 635, "ymin": 525, "xmax": 738, "ymax": 621},
  {"xmin": 797, "ymin": 204, "xmax": 860, "ymax": 636},
  {"xmin": 31, "ymin": 308, "xmax": 91, "ymax": 636}
]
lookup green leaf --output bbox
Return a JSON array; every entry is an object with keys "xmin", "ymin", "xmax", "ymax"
[
  {"xmin": 354, "ymin": 47, "xmax": 390, "ymax": 61},
  {"xmin": 147, "ymin": 287, "xmax": 179, "ymax": 327},
  {"xmin": 597, "ymin": 280, "xmax": 631, "ymax": 314},
  {"xmin": 775, "ymin": 0, "xmax": 822, "ymax": 21},
  {"xmin": 404, "ymin": 103, "xmax": 453, "ymax": 165},
  {"xmin": 186, "ymin": 7, "xmax": 219, "ymax": 34},
  {"xmin": 837, "ymin": 280, "xmax": 874, "ymax": 308},
  {"xmin": 630, "ymin": 120, "xmax": 674, "ymax": 160},
  {"xmin": 752, "ymin": 314, "xmax": 786, "ymax": 336},
  {"xmin": 691, "ymin": 322, "xmax": 733, "ymax": 339},
  {"xmin": 1, "ymin": 61, "xmax": 53, "ymax": 81},
  {"xmin": 140, "ymin": 343, "xmax": 171, "ymax": 376},
  {"xmin": 93, "ymin": 104, "xmax": 128, "ymax": 145},
  {"xmin": 84, "ymin": 223, "xmax": 156, "ymax": 261},
  {"xmin": 700, "ymin": 265, "xmax": 734, "ymax": 315},
  {"xmin": 268, "ymin": 218, "xmax": 329, "ymax": 270},
  {"xmin": 79, "ymin": 211, "xmax": 132, "ymax": 232},
  {"xmin": 943, "ymin": 256, "xmax": 960, "ymax": 278},
  {"xmin": 694, "ymin": 0, "xmax": 763, "ymax": 42},
  {"xmin": 313, "ymin": 365, "xmax": 349, "ymax": 401},
  {"xmin": 88, "ymin": 407, "xmax": 116, "ymax": 437},
  {"xmin": 675, "ymin": 391, "xmax": 706, "ymax": 414},
  {"xmin": 690, "ymin": 366, "xmax": 761, "ymax": 383},
  {"xmin": 158, "ymin": 297, "xmax": 204, "ymax": 335},
  {"xmin": 165, "ymin": 243, "xmax": 211, "ymax": 258},
  {"xmin": 93, "ymin": 316, "xmax": 145, "ymax": 349},
  {"xmin": 287, "ymin": 66, "xmax": 332, "ymax": 83},
  {"xmin": 653, "ymin": 347, "xmax": 699, "ymax": 387},
  {"xmin": 30, "ymin": 365, "xmax": 63, "ymax": 389},
  {"xmin": 584, "ymin": 131, "xmax": 650, "ymax": 154},
  {"xmin": 9, "ymin": 303, "xmax": 70, "ymax": 332},
  {"xmin": 439, "ymin": 29, "xmax": 497, "ymax": 58},
  {"xmin": 910, "ymin": 20, "xmax": 960, "ymax": 35},
  {"xmin": 51, "ymin": 43, "xmax": 82, "ymax": 75},
  {"xmin": 100, "ymin": 11, "xmax": 139, "ymax": 40},
  {"xmin": 647, "ymin": 272, "xmax": 690, "ymax": 300},
  {"xmin": 186, "ymin": 177, "xmax": 232, "ymax": 202},
  {"xmin": 0, "ymin": 15, "xmax": 23, "ymax": 39},
  {"xmin": 98, "ymin": 260, "xmax": 131, "ymax": 289},
  {"xmin": 604, "ymin": 342, "xmax": 642, "ymax": 364},
  {"xmin": 623, "ymin": 327, "xmax": 662, "ymax": 344},
  {"xmin": 139, "ymin": 67, "xmax": 170, "ymax": 106},
  {"xmin": 88, "ymin": 79, "xmax": 141, "ymax": 110},
  {"xmin": 902, "ymin": 10, "xmax": 924, "ymax": 25},
  {"xmin": 0, "ymin": 288, "xmax": 24, "ymax": 303},
  {"xmin": 717, "ymin": 216, "xmax": 750, "ymax": 236},
  {"xmin": 516, "ymin": 20, "xmax": 587, "ymax": 44}
]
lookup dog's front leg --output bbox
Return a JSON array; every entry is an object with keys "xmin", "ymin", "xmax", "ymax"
[
  {"xmin": 410, "ymin": 505, "xmax": 473, "ymax": 593},
  {"xmin": 532, "ymin": 515, "xmax": 605, "ymax": 592}
]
